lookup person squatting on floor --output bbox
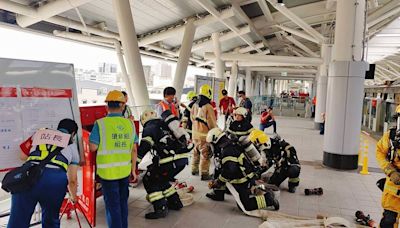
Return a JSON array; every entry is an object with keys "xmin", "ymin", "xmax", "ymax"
[
  {"xmin": 205, "ymin": 128, "xmax": 279, "ymax": 211},
  {"xmin": 249, "ymin": 129, "xmax": 301, "ymax": 193},
  {"xmin": 191, "ymin": 84, "xmax": 217, "ymax": 181},
  {"xmin": 137, "ymin": 109, "xmax": 193, "ymax": 219},
  {"xmin": 376, "ymin": 104, "xmax": 400, "ymax": 228},
  {"xmin": 259, "ymin": 107, "xmax": 277, "ymax": 134}
]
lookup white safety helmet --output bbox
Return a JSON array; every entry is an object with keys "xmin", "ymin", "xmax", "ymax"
[
  {"xmin": 233, "ymin": 107, "xmax": 247, "ymax": 117},
  {"xmin": 140, "ymin": 109, "xmax": 157, "ymax": 126},
  {"xmin": 206, "ymin": 127, "xmax": 224, "ymax": 144}
]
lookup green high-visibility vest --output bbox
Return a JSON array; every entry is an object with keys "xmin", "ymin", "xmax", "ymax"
[{"xmin": 96, "ymin": 116, "xmax": 133, "ymax": 180}]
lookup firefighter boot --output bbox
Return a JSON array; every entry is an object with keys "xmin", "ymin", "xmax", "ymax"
[
  {"xmin": 145, "ymin": 202, "xmax": 168, "ymax": 219},
  {"xmin": 167, "ymin": 193, "xmax": 183, "ymax": 211},
  {"xmin": 206, "ymin": 190, "xmax": 225, "ymax": 201},
  {"xmin": 265, "ymin": 190, "xmax": 280, "ymax": 211}
]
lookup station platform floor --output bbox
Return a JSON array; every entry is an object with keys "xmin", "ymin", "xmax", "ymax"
[{"xmin": 56, "ymin": 115, "xmax": 386, "ymax": 228}]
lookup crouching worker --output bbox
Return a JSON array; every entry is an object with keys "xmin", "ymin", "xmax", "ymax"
[
  {"xmin": 138, "ymin": 109, "xmax": 193, "ymax": 219},
  {"xmin": 249, "ymin": 130, "xmax": 301, "ymax": 193},
  {"xmin": 205, "ymin": 128, "xmax": 279, "ymax": 211}
]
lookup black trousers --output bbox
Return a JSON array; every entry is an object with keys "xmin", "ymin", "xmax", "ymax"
[
  {"xmin": 268, "ymin": 165, "xmax": 300, "ymax": 189},
  {"xmin": 143, "ymin": 165, "xmax": 181, "ymax": 209}
]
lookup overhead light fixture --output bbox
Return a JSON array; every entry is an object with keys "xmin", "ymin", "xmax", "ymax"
[{"xmin": 375, "ymin": 33, "xmax": 400, "ymax": 37}]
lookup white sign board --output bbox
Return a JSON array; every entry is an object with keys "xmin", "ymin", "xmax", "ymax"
[{"xmin": 0, "ymin": 58, "xmax": 81, "ymax": 171}]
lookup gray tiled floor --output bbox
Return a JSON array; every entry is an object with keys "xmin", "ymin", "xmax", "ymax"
[{"xmin": 2, "ymin": 116, "xmax": 387, "ymax": 227}]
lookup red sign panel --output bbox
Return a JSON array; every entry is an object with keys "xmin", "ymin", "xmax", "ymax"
[
  {"xmin": 78, "ymin": 129, "xmax": 96, "ymax": 227},
  {"xmin": 21, "ymin": 87, "xmax": 72, "ymax": 98},
  {"xmin": 0, "ymin": 87, "xmax": 17, "ymax": 97}
]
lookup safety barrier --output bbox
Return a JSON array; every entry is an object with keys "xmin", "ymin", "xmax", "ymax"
[
  {"xmin": 249, "ymin": 96, "xmax": 311, "ymax": 117},
  {"xmin": 358, "ymin": 131, "xmax": 370, "ymax": 175}
]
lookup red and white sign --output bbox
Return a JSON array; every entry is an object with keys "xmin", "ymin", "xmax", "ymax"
[
  {"xmin": 21, "ymin": 87, "xmax": 72, "ymax": 98},
  {"xmin": 0, "ymin": 87, "xmax": 17, "ymax": 97}
]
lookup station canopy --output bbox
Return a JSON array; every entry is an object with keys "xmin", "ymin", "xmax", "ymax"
[{"xmin": 0, "ymin": 0, "xmax": 399, "ymax": 84}]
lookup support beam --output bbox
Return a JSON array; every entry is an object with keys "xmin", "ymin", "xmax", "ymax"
[
  {"xmin": 276, "ymin": 25, "xmax": 320, "ymax": 44},
  {"xmin": 367, "ymin": 0, "xmax": 400, "ymax": 28},
  {"xmin": 228, "ymin": 60, "xmax": 238, "ymax": 97},
  {"xmin": 113, "ymin": 0, "xmax": 149, "ymax": 106},
  {"xmin": 196, "ymin": 0, "xmax": 262, "ymax": 52},
  {"xmin": 323, "ymin": 0, "xmax": 368, "ymax": 170},
  {"xmin": 15, "ymin": 0, "xmax": 93, "ymax": 27},
  {"xmin": 257, "ymin": 0, "xmax": 283, "ymax": 40},
  {"xmin": 173, "ymin": 19, "xmax": 197, "ymax": 100},
  {"xmin": 384, "ymin": 61, "xmax": 400, "ymax": 76},
  {"xmin": 326, "ymin": 0, "xmax": 337, "ymax": 9},
  {"xmin": 212, "ymin": 32, "xmax": 225, "ymax": 79},
  {"xmin": 267, "ymin": 0, "xmax": 325, "ymax": 43},
  {"xmin": 376, "ymin": 64, "xmax": 398, "ymax": 79},
  {"xmin": 245, "ymin": 68, "xmax": 252, "ymax": 96},
  {"xmin": 250, "ymin": 67, "xmax": 318, "ymax": 74},
  {"xmin": 285, "ymin": 35, "xmax": 319, "ymax": 57},
  {"xmin": 367, "ymin": 6, "xmax": 400, "ymax": 28},
  {"xmin": 204, "ymin": 52, "xmax": 324, "ymax": 65},
  {"xmin": 190, "ymin": 26, "xmax": 251, "ymax": 52}
]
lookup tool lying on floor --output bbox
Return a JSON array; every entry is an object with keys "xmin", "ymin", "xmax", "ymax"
[
  {"xmin": 305, "ymin": 187, "xmax": 323, "ymax": 195},
  {"xmin": 355, "ymin": 210, "xmax": 377, "ymax": 227}
]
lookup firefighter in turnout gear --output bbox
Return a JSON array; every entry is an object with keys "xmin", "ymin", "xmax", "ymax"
[
  {"xmin": 138, "ymin": 109, "xmax": 193, "ymax": 219},
  {"xmin": 227, "ymin": 107, "xmax": 254, "ymax": 140},
  {"xmin": 191, "ymin": 84, "xmax": 217, "ymax": 180},
  {"xmin": 249, "ymin": 129, "xmax": 301, "ymax": 193},
  {"xmin": 182, "ymin": 91, "xmax": 197, "ymax": 137},
  {"xmin": 376, "ymin": 104, "xmax": 400, "ymax": 227},
  {"xmin": 205, "ymin": 128, "xmax": 279, "ymax": 211}
]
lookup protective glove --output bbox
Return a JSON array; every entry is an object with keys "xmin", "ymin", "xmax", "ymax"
[
  {"xmin": 208, "ymin": 180, "xmax": 222, "ymax": 189},
  {"xmin": 389, "ymin": 171, "xmax": 400, "ymax": 185}
]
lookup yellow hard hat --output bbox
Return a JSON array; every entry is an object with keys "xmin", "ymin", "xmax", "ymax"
[
  {"xmin": 199, "ymin": 84, "xmax": 212, "ymax": 100},
  {"xmin": 140, "ymin": 109, "xmax": 157, "ymax": 126},
  {"xmin": 187, "ymin": 91, "xmax": 197, "ymax": 101},
  {"xmin": 396, "ymin": 105, "xmax": 400, "ymax": 114},
  {"xmin": 105, "ymin": 90, "xmax": 126, "ymax": 103},
  {"xmin": 233, "ymin": 107, "xmax": 247, "ymax": 117},
  {"xmin": 249, "ymin": 129, "xmax": 271, "ymax": 146}
]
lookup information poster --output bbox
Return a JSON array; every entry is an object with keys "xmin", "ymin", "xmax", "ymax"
[
  {"xmin": 0, "ymin": 87, "xmax": 74, "ymax": 171},
  {"xmin": 0, "ymin": 87, "xmax": 23, "ymax": 171},
  {"xmin": 194, "ymin": 75, "xmax": 226, "ymax": 107}
]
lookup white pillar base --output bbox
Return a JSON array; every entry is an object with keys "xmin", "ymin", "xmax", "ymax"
[
  {"xmin": 314, "ymin": 76, "xmax": 328, "ymax": 124},
  {"xmin": 323, "ymin": 61, "xmax": 368, "ymax": 170}
]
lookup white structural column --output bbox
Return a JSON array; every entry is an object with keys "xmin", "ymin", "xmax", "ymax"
[
  {"xmin": 114, "ymin": 42, "xmax": 134, "ymax": 107},
  {"xmin": 267, "ymin": 78, "xmax": 272, "ymax": 95},
  {"xmin": 238, "ymin": 76, "xmax": 244, "ymax": 91},
  {"xmin": 212, "ymin": 32, "xmax": 225, "ymax": 79},
  {"xmin": 173, "ymin": 18, "xmax": 196, "ymax": 99},
  {"xmin": 228, "ymin": 61, "xmax": 238, "ymax": 97},
  {"xmin": 314, "ymin": 44, "xmax": 332, "ymax": 129},
  {"xmin": 323, "ymin": 0, "xmax": 369, "ymax": 170},
  {"xmin": 112, "ymin": 0, "xmax": 149, "ymax": 107},
  {"xmin": 260, "ymin": 77, "xmax": 266, "ymax": 95},
  {"xmin": 245, "ymin": 68, "xmax": 252, "ymax": 96}
]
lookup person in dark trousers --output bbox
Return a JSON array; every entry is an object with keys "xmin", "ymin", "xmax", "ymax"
[
  {"xmin": 8, "ymin": 119, "xmax": 79, "ymax": 228},
  {"xmin": 249, "ymin": 130, "xmax": 301, "ymax": 193},
  {"xmin": 205, "ymin": 128, "xmax": 279, "ymax": 211},
  {"xmin": 138, "ymin": 109, "xmax": 192, "ymax": 219},
  {"xmin": 89, "ymin": 90, "xmax": 138, "ymax": 228},
  {"xmin": 259, "ymin": 107, "xmax": 277, "ymax": 133},
  {"xmin": 219, "ymin": 89, "xmax": 236, "ymax": 123},
  {"xmin": 238, "ymin": 91, "xmax": 253, "ymax": 123}
]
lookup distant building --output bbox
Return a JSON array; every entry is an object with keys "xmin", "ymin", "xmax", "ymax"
[{"xmin": 143, "ymin": 65, "xmax": 154, "ymax": 86}]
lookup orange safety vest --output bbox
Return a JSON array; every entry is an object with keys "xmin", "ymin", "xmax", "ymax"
[{"xmin": 159, "ymin": 101, "xmax": 179, "ymax": 117}]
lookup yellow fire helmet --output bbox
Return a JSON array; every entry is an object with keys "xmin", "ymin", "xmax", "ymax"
[
  {"xmin": 187, "ymin": 91, "xmax": 197, "ymax": 101},
  {"xmin": 140, "ymin": 109, "xmax": 157, "ymax": 126},
  {"xmin": 105, "ymin": 90, "xmax": 126, "ymax": 103},
  {"xmin": 396, "ymin": 104, "xmax": 400, "ymax": 114},
  {"xmin": 249, "ymin": 129, "xmax": 271, "ymax": 148},
  {"xmin": 199, "ymin": 84, "xmax": 212, "ymax": 100}
]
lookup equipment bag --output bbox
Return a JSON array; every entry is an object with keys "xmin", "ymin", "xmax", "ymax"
[{"xmin": 1, "ymin": 146, "xmax": 63, "ymax": 194}]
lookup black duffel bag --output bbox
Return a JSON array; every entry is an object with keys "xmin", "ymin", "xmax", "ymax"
[{"xmin": 1, "ymin": 146, "xmax": 62, "ymax": 194}]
